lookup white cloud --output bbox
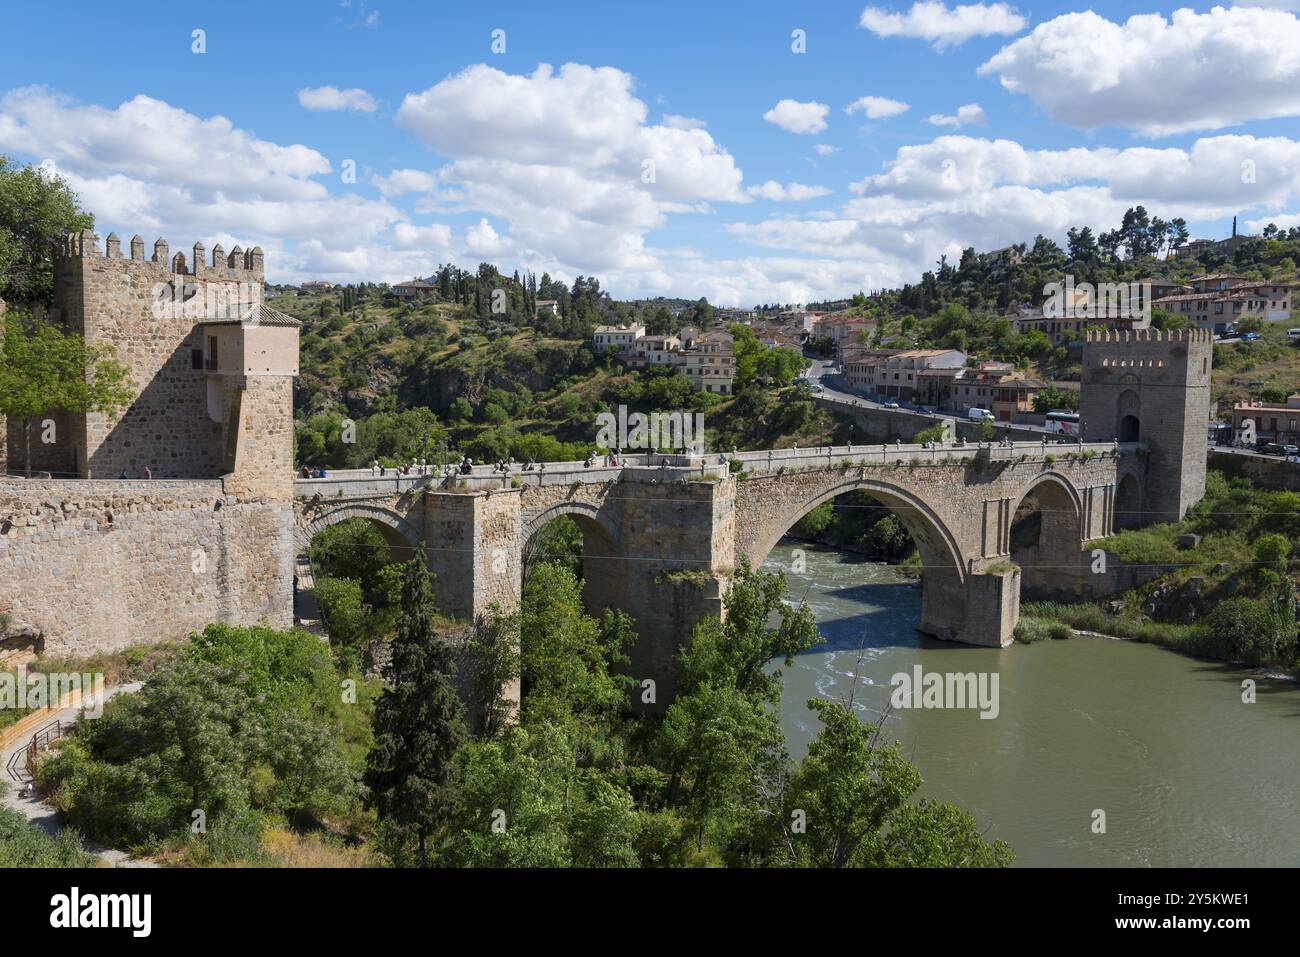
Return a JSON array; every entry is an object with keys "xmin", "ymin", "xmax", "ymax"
[
  {"xmin": 370, "ymin": 168, "xmax": 438, "ymax": 197},
  {"xmin": 860, "ymin": 2, "xmax": 1027, "ymax": 49},
  {"xmin": 392, "ymin": 222, "xmax": 453, "ymax": 251},
  {"xmin": 296, "ymin": 86, "xmax": 378, "ymax": 112},
  {"xmin": 465, "ymin": 218, "xmax": 510, "ymax": 257},
  {"xmin": 845, "ymin": 95, "xmax": 910, "ymax": 120},
  {"xmin": 762, "ymin": 99, "xmax": 830, "ymax": 135},
  {"xmin": 815, "ymin": 144, "xmax": 841, "ymax": 157},
  {"xmin": 726, "ymin": 131, "xmax": 1300, "ymax": 295},
  {"xmin": 928, "ymin": 102, "xmax": 986, "ymax": 127},
  {"xmin": 663, "ymin": 114, "xmax": 706, "ymax": 130},
  {"xmin": 0, "ymin": 87, "xmax": 450, "ymax": 285},
  {"xmin": 393, "ymin": 62, "xmax": 748, "ymax": 279},
  {"xmin": 979, "ymin": 7, "xmax": 1300, "ymax": 135},
  {"xmin": 747, "ymin": 181, "xmax": 833, "ymax": 201}
]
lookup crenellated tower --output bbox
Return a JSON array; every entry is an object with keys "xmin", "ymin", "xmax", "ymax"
[
  {"xmin": 18, "ymin": 229, "xmax": 296, "ymax": 497},
  {"xmin": 1081, "ymin": 328, "xmax": 1212, "ymax": 524}
]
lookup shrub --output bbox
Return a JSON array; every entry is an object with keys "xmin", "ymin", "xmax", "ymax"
[{"xmin": 1198, "ymin": 597, "xmax": 1289, "ymax": 666}]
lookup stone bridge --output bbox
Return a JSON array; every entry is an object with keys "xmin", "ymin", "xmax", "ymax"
[{"xmin": 294, "ymin": 440, "xmax": 1144, "ymax": 703}]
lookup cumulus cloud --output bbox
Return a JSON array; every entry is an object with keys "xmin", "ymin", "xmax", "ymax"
[
  {"xmin": 762, "ymin": 99, "xmax": 830, "ymax": 135},
  {"xmin": 727, "ymin": 131, "xmax": 1300, "ymax": 294},
  {"xmin": 845, "ymin": 95, "xmax": 910, "ymax": 120},
  {"xmin": 860, "ymin": 2, "xmax": 1027, "ymax": 49},
  {"xmin": 0, "ymin": 87, "xmax": 438, "ymax": 284},
  {"xmin": 746, "ymin": 181, "xmax": 833, "ymax": 201},
  {"xmin": 296, "ymin": 86, "xmax": 378, "ymax": 112},
  {"xmin": 662, "ymin": 114, "xmax": 706, "ymax": 130},
  {"xmin": 979, "ymin": 7, "xmax": 1300, "ymax": 135},
  {"xmin": 370, "ymin": 167, "xmax": 438, "ymax": 197},
  {"xmin": 928, "ymin": 102, "xmax": 986, "ymax": 127}
]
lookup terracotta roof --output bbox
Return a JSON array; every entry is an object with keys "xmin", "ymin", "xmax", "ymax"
[{"xmin": 198, "ymin": 302, "xmax": 301, "ymax": 328}]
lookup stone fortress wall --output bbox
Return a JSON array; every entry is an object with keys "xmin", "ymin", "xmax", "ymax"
[{"xmin": 0, "ymin": 230, "xmax": 296, "ymax": 657}]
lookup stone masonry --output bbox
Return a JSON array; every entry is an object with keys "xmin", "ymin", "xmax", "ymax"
[{"xmin": 1, "ymin": 231, "xmax": 298, "ymax": 657}]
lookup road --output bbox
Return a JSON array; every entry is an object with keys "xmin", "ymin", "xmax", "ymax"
[{"xmin": 801, "ymin": 355, "xmax": 1045, "ymax": 436}]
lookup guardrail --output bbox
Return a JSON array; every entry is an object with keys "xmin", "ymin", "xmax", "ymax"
[{"xmin": 4, "ymin": 718, "xmax": 67, "ymax": 783}]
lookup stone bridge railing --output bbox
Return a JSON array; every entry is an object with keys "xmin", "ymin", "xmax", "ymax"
[
  {"xmin": 293, "ymin": 452, "xmax": 726, "ymax": 500},
  {"xmin": 292, "ymin": 439, "xmax": 1141, "ymax": 501},
  {"xmin": 732, "ymin": 439, "xmax": 1139, "ymax": 475}
]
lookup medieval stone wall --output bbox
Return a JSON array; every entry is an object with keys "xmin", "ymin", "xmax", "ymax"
[{"xmin": 0, "ymin": 478, "xmax": 294, "ymax": 656}]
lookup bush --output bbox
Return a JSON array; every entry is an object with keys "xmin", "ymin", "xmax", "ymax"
[
  {"xmin": 1198, "ymin": 597, "xmax": 1289, "ymax": 666},
  {"xmin": 0, "ymin": 800, "xmax": 94, "ymax": 867}
]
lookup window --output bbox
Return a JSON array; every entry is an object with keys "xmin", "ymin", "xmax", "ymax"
[
  {"xmin": 205, "ymin": 335, "xmax": 218, "ymax": 371},
  {"xmin": 191, "ymin": 348, "xmax": 203, "ymax": 370}
]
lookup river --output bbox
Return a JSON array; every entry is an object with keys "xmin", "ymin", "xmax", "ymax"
[{"xmin": 764, "ymin": 540, "xmax": 1300, "ymax": 867}]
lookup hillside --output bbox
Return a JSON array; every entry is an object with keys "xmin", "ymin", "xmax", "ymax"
[{"xmin": 271, "ymin": 284, "xmax": 840, "ymax": 468}]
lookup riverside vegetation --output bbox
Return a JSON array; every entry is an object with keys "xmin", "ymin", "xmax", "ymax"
[
  {"xmin": 5, "ymin": 546, "xmax": 1013, "ymax": 868},
  {"xmin": 1015, "ymin": 469, "xmax": 1299, "ymax": 672}
]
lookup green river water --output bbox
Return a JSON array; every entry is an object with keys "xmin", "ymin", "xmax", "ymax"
[{"xmin": 764, "ymin": 540, "xmax": 1300, "ymax": 867}]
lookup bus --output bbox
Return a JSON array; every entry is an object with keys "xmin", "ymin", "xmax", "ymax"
[{"xmin": 1044, "ymin": 411, "xmax": 1080, "ymax": 435}]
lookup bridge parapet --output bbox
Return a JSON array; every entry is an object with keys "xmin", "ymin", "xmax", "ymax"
[
  {"xmin": 294, "ymin": 458, "xmax": 729, "ymax": 500},
  {"xmin": 733, "ymin": 440, "xmax": 1140, "ymax": 475}
]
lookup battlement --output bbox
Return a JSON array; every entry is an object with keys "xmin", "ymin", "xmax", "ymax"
[
  {"xmin": 55, "ymin": 229, "xmax": 264, "ymax": 278},
  {"xmin": 1084, "ymin": 328, "xmax": 1213, "ymax": 345}
]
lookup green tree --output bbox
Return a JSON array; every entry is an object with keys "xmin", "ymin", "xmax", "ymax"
[
  {"xmin": 780, "ymin": 698, "xmax": 1014, "ymax": 867},
  {"xmin": 0, "ymin": 155, "xmax": 94, "ymax": 307},
  {"xmin": 0, "ymin": 315, "xmax": 132, "ymax": 475},
  {"xmin": 659, "ymin": 560, "xmax": 819, "ymax": 852},
  {"xmin": 364, "ymin": 559, "xmax": 468, "ymax": 863}
]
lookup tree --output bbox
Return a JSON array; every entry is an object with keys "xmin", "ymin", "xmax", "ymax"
[
  {"xmin": 0, "ymin": 156, "xmax": 94, "ymax": 307},
  {"xmin": 0, "ymin": 314, "xmax": 132, "ymax": 475},
  {"xmin": 364, "ymin": 558, "xmax": 468, "ymax": 863},
  {"xmin": 1031, "ymin": 385, "xmax": 1081, "ymax": 414},
  {"xmin": 658, "ymin": 560, "xmax": 819, "ymax": 851}
]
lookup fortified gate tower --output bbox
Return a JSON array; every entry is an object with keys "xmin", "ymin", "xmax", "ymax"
[{"xmin": 1081, "ymin": 328, "xmax": 1212, "ymax": 525}]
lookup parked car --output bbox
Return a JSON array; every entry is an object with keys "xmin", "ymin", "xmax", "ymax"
[
  {"xmin": 1259, "ymin": 442, "xmax": 1286, "ymax": 456},
  {"xmin": 1240, "ymin": 331, "xmax": 1261, "ymax": 342},
  {"xmin": 882, "ymin": 400, "xmax": 900, "ymax": 409}
]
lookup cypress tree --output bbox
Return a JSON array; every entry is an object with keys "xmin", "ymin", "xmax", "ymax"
[{"xmin": 364, "ymin": 558, "xmax": 468, "ymax": 863}]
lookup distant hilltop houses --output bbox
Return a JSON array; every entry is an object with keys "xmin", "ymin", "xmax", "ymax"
[
  {"xmin": 841, "ymin": 347, "xmax": 1061, "ymax": 423},
  {"xmin": 593, "ymin": 324, "xmax": 737, "ymax": 394},
  {"xmin": 1010, "ymin": 272, "xmax": 1293, "ymax": 343}
]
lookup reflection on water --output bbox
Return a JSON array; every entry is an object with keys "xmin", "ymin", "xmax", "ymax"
[{"xmin": 766, "ymin": 540, "xmax": 1300, "ymax": 867}]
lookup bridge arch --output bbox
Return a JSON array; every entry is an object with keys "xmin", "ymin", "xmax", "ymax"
[
  {"xmin": 296, "ymin": 502, "xmax": 422, "ymax": 561},
  {"xmin": 1008, "ymin": 472, "xmax": 1085, "ymax": 597},
  {"xmin": 746, "ymin": 477, "xmax": 968, "ymax": 580},
  {"xmin": 745, "ymin": 476, "xmax": 976, "ymax": 643},
  {"xmin": 521, "ymin": 500, "xmax": 618, "ymax": 552}
]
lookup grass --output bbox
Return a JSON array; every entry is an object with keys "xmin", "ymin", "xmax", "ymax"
[{"xmin": 1020, "ymin": 600, "xmax": 1204, "ymax": 649}]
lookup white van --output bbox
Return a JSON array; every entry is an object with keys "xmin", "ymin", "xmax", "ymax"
[
  {"xmin": 967, "ymin": 407, "xmax": 995, "ymax": 421},
  {"xmin": 1288, "ymin": 328, "xmax": 1300, "ymax": 341}
]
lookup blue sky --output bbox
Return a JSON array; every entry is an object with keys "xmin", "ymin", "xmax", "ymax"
[{"xmin": 3, "ymin": 1, "xmax": 1300, "ymax": 304}]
